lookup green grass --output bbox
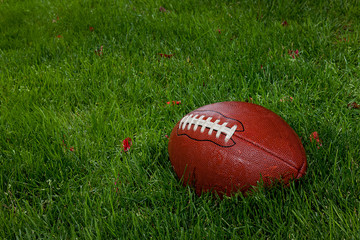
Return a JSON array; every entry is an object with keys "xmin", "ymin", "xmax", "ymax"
[{"xmin": 1, "ymin": 0, "xmax": 359, "ymax": 239}]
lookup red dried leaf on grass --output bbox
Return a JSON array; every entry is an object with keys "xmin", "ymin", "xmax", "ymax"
[
  {"xmin": 260, "ymin": 64, "xmax": 265, "ymax": 73},
  {"xmin": 281, "ymin": 20, "xmax": 288, "ymax": 27},
  {"xmin": 159, "ymin": 6, "xmax": 167, "ymax": 12},
  {"xmin": 62, "ymin": 137, "xmax": 75, "ymax": 152},
  {"xmin": 310, "ymin": 131, "xmax": 322, "ymax": 148},
  {"xmin": 338, "ymin": 37, "xmax": 349, "ymax": 42},
  {"xmin": 166, "ymin": 101, "xmax": 181, "ymax": 106},
  {"xmin": 159, "ymin": 53, "xmax": 174, "ymax": 58},
  {"xmin": 95, "ymin": 45, "xmax": 103, "ymax": 56},
  {"xmin": 280, "ymin": 96, "xmax": 294, "ymax": 102},
  {"xmin": 122, "ymin": 137, "xmax": 132, "ymax": 152},
  {"xmin": 89, "ymin": 26, "xmax": 94, "ymax": 32},
  {"xmin": 288, "ymin": 49, "xmax": 299, "ymax": 59},
  {"xmin": 347, "ymin": 102, "xmax": 360, "ymax": 109}
]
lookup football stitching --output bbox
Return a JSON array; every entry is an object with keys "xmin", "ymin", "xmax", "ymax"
[{"xmin": 179, "ymin": 114, "xmax": 238, "ymax": 143}]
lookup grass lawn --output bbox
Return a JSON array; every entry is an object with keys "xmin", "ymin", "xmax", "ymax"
[{"xmin": 1, "ymin": 0, "xmax": 359, "ymax": 239}]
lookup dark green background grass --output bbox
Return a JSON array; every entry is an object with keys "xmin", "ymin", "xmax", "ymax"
[{"xmin": 1, "ymin": 0, "xmax": 359, "ymax": 239}]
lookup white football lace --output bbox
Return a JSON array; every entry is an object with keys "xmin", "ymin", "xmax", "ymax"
[{"xmin": 179, "ymin": 114, "xmax": 237, "ymax": 142}]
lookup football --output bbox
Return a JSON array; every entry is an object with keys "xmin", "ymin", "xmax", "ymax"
[{"xmin": 168, "ymin": 101, "xmax": 307, "ymax": 196}]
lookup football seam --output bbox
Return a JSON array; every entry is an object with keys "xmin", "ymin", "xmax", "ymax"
[
  {"xmin": 295, "ymin": 157, "xmax": 307, "ymax": 179},
  {"xmin": 235, "ymin": 135, "xmax": 300, "ymax": 172}
]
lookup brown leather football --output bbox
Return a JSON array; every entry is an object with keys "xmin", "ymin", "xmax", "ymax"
[{"xmin": 168, "ymin": 101, "xmax": 307, "ymax": 196}]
